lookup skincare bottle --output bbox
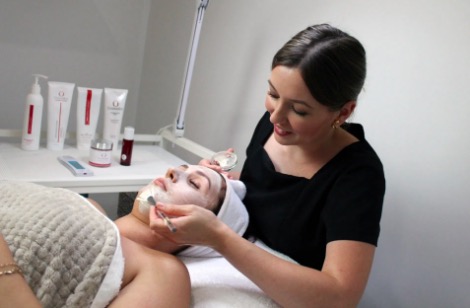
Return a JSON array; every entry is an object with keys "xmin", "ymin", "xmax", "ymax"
[
  {"xmin": 103, "ymin": 88, "xmax": 128, "ymax": 152},
  {"xmin": 76, "ymin": 87, "xmax": 103, "ymax": 150},
  {"xmin": 120, "ymin": 126, "xmax": 134, "ymax": 166},
  {"xmin": 47, "ymin": 81, "xmax": 75, "ymax": 151},
  {"xmin": 21, "ymin": 74, "xmax": 48, "ymax": 150}
]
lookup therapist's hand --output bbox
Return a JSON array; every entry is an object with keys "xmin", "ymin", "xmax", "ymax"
[
  {"xmin": 148, "ymin": 202, "xmax": 227, "ymax": 248},
  {"xmin": 199, "ymin": 148, "xmax": 238, "ymax": 179},
  {"xmin": 199, "ymin": 148, "xmax": 235, "ymax": 170}
]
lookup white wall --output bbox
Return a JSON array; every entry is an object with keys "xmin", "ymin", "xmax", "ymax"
[
  {"xmin": 0, "ymin": 0, "xmax": 151, "ymax": 136},
  {"xmin": 140, "ymin": 0, "xmax": 470, "ymax": 307},
  {"xmin": 1, "ymin": 0, "xmax": 470, "ymax": 306},
  {"xmin": 136, "ymin": 1, "xmax": 196, "ymax": 135}
]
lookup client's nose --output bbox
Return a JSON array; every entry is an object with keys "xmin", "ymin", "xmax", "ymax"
[{"xmin": 166, "ymin": 168, "xmax": 179, "ymax": 183}]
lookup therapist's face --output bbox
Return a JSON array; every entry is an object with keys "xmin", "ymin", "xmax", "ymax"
[{"xmin": 137, "ymin": 164, "xmax": 224, "ymax": 213}]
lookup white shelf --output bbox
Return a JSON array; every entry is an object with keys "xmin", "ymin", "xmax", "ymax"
[{"xmin": 0, "ymin": 143, "xmax": 187, "ymax": 193}]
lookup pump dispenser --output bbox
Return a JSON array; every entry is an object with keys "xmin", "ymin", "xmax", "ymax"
[{"xmin": 21, "ymin": 74, "xmax": 48, "ymax": 150}]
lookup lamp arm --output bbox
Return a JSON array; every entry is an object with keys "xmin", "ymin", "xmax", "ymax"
[{"xmin": 174, "ymin": 0, "xmax": 210, "ymax": 137}]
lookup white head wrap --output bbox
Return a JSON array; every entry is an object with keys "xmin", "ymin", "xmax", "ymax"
[{"xmin": 177, "ymin": 177, "xmax": 249, "ymax": 258}]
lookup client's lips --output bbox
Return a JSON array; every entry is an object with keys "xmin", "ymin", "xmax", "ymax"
[{"xmin": 153, "ymin": 178, "xmax": 167, "ymax": 191}]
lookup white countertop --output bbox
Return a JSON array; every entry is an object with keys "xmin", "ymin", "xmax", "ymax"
[{"xmin": 0, "ymin": 143, "xmax": 187, "ymax": 193}]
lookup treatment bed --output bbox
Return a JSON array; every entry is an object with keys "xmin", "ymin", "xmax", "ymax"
[{"xmin": 0, "ymin": 181, "xmax": 293, "ymax": 307}]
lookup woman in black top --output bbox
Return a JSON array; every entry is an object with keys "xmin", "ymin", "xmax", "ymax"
[{"xmin": 150, "ymin": 24, "xmax": 385, "ymax": 307}]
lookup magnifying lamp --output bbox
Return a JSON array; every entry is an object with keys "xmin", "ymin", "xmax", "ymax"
[{"xmin": 174, "ymin": 0, "xmax": 210, "ymax": 137}]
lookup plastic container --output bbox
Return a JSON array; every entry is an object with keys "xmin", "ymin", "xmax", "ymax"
[
  {"xmin": 89, "ymin": 139, "xmax": 113, "ymax": 167},
  {"xmin": 21, "ymin": 74, "xmax": 47, "ymax": 150},
  {"xmin": 103, "ymin": 88, "xmax": 128, "ymax": 152},
  {"xmin": 76, "ymin": 87, "xmax": 103, "ymax": 150},
  {"xmin": 47, "ymin": 81, "xmax": 75, "ymax": 150},
  {"xmin": 211, "ymin": 151, "xmax": 238, "ymax": 171}
]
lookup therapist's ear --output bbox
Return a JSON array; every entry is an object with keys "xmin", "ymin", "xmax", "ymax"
[{"xmin": 338, "ymin": 101, "xmax": 356, "ymax": 123}]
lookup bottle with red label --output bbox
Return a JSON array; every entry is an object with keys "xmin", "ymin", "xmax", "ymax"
[
  {"xmin": 120, "ymin": 126, "xmax": 134, "ymax": 166},
  {"xmin": 21, "ymin": 74, "xmax": 47, "ymax": 150}
]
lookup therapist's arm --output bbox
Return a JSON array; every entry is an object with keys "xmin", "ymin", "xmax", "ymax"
[
  {"xmin": 214, "ymin": 224, "xmax": 375, "ymax": 307},
  {"xmin": 0, "ymin": 234, "xmax": 42, "ymax": 308},
  {"xmin": 150, "ymin": 205, "xmax": 375, "ymax": 307}
]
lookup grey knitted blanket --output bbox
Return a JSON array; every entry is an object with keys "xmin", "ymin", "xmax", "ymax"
[{"xmin": 0, "ymin": 181, "xmax": 120, "ymax": 307}]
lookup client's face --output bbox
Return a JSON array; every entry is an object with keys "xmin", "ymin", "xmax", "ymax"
[{"xmin": 136, "ymin": 165, "xmax": 223, "ymax": 217}]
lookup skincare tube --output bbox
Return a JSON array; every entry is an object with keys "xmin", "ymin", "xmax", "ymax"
[
  {"xmin": 76, "ymin": 87, "xmax": 103, "ymax": 150},
  {"xmin": 47, "ymin": 81, "xmax": 75, "ymax": 150},
  {"xmin": 103, "ymin": 88, "xmax": 128, "ymax": 150}
]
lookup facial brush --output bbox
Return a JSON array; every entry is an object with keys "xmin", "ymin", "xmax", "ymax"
[{"xmin": 147, "ymin": 196, "xmax": 177, "ymax": 233}]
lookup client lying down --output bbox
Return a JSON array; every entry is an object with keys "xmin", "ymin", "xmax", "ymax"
[
  {"xmin": 0, "ymin": 165, "xmax": 248, "ymax": 307},
  {"xmin": 0, "ymin": 180, "xmax": 192, "ymax": 307},
  {"xmin": 114, "ymin": 164, "xmax": 249, "ymax": 257},
  {"xmin": 109, "ymin": 165, "xmax": 287, "ymax": 307}
]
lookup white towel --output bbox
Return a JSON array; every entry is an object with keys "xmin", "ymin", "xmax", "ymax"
[
  {"xmin": 180, "ymin": 239, "xmax": 297, "ymax": 307},
  {"xmin": 178, "ymin": 178, "xmax": 249, "ymax": 258}
]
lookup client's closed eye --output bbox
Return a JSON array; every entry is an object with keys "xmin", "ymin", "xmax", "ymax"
[{"xmin": 189, "ymin": 179, "xmax": 200, "ymax": 189}]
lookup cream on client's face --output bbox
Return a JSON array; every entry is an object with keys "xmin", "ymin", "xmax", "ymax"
[{"xmin": 136, "ymin": 165, "xmax": 223, "ymax": 217}]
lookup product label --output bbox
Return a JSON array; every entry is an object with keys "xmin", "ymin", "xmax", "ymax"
[
  {"xmin": 27, "ymin": 105, "xmax": 34, "ymax": 134},
  {"xmin": 89, "ymin": 148, "xmax": 112, "ymax": 167},
  {"xmin": 53, "ymin": 89, "xmax": 70, "ymax": 102},
  {"xmin": 57, "ymin": 103, "xmax": 63, "ymax": 142},
  {"xmin": 85, "ymin": 89, "xmax": 92, "ymax": 125}
]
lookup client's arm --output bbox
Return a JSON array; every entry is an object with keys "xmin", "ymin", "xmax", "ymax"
[{"xmin": 0, "ymin": 234, "xmax": 41, "ymax": 308}]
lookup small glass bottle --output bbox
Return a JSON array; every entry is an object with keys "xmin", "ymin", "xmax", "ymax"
[{"xmin": 120, "ymin": 126, "xmax": 134, "ymax": 166}]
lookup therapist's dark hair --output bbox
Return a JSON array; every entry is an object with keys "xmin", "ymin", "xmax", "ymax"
[{"xmin": 272, "ymin": 24, "xmax": 366, "ymax": 111}]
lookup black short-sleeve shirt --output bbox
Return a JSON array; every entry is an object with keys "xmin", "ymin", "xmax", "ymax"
[{"xmin": 240, "ymin": 112, "xmax": 385, "ymax": 269}]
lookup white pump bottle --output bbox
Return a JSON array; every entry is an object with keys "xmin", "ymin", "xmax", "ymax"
[{"xmin": 21, "ymin": 74, "xmax": 48, "ymax": 150}]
